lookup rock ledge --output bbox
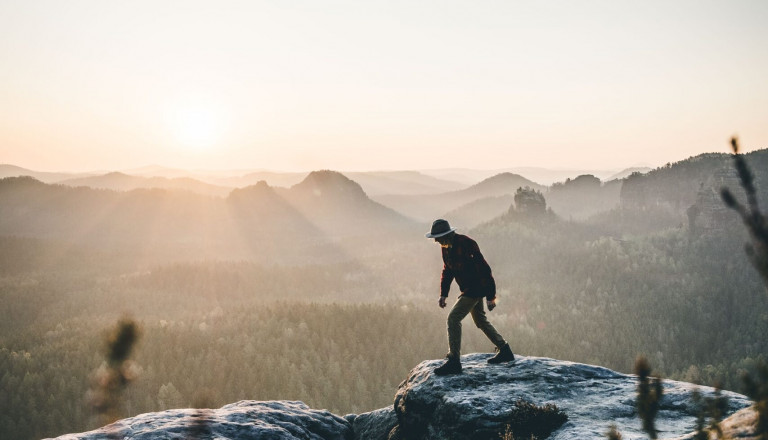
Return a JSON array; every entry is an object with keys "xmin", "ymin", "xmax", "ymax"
[
  {"xmin": 49, "ymin": 355, "xmax": 755, "ymax": 440},
  {"xmin": 391, "ymin": 354, "xmax": 751, "ymax": 440},
  {"xmin": 50, "ymin": 400, "xmax": 350, "ymax": 440}
]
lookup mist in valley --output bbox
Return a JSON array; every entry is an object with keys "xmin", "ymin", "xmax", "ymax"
[{"xmin": 2, "ymin": 151, "xmax": 768, "ymax": 439}]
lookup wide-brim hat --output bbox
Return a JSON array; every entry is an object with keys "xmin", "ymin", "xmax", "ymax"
[{"xmin": 425, "ymin": 219, "xmax": 456, "ymax": 238}]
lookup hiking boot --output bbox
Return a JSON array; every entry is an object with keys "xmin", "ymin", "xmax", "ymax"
[
  {"xmin": 487, "ymin": 344, "xmax": 515, "ymax": 364},
  {"xmin": 434, "ymin": 356, "xmax": 462, "ymax": 375}
]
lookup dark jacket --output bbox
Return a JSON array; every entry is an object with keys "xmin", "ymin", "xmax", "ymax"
[{"xmin": 440, "ymin": 234, "xmax": 497, "ymax": 300}]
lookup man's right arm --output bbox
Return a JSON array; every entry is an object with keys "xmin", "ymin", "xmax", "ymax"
[
  {"xmin": 440, "ymin": 265, "xmax": 454, "ymax": 298},
  {"xmin": 439, "ymin": 265, "xmax": 453, "ymax": 308}
]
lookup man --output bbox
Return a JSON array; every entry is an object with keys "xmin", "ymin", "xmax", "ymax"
[{"xmin": 426, "ymin": 219, "xmax": 515, "ymax": 375}]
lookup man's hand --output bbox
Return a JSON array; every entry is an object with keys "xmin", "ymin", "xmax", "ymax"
[
  {"xmin": 439, "ymin": 296, "xmax": 447, "ymax": 308},
  {"xmin": 487, "ymin": 298, "xmax": 496, "ymax": 311}
]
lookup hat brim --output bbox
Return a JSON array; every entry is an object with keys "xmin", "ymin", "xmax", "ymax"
[{"xmin": 425, "ymin": 227, "xmax": 456, "ymax": 239}]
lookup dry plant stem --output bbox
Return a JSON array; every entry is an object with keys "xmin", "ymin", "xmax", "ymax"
[
  {"xmin": 720, "ymin": 136, "xmax": 768, "ymax": 439},
  {"xmin": 635, "ymin": 357, "xmax": 662, "ymax": 440},
  {"xmin": 606, "ymin": 424, "xmax": 623, "ymax": 440},
  {"xmin": 88, "ymin": 318, "xmax": 140, "ymax": 436},
  {"xmin": 721, "ymin": 137, "xmax": 768, "ymax": 289}
]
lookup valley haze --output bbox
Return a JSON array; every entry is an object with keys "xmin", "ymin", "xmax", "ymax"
[{"xmin": 2, "ymin": 148, "xmax": 768, "ymax": 439}]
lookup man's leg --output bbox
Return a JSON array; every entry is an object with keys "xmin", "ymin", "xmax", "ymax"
[
  {"xmin": 469, "ymin": 299, "xmax": 507, "ymax": 349},
  {"xmin": 470, "ymin": 299, "xmax": 515, "ymax": 364},
  {"xmin": 446, "ymin": 296, "xmax": 481, "ymax": 359},
  {"xmin": 435, "ymin": 296, "xmax": 478, "ymax": 376}
]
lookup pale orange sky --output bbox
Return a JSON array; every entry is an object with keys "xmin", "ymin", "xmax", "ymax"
[{"xmin": 1, "ymin": 0, "xmax": 767, "ymax": 173}]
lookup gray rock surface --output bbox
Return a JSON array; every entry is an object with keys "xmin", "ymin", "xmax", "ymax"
[
  {"xmin": 350, "ymin": 407, "xmax": 398, "ymax": 440},
  {"xmin": 392, "ymin": 354, "xmax": 752, "ymax": 440},
  {"xmin": 48, "ymin": 355, "xmax": 755, "ymax": 440},
  {"xmin": 49, "ymin": 400, "xmax": 351, "ymax": 440}
]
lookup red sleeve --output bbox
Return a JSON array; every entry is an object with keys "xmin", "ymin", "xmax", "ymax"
[{"xmin": 440, "ymin": 264, "xmax": 454, "ymax": 297}]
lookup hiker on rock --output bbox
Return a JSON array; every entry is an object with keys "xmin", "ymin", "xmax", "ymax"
[{"xmin": 426, "ymin": 219, "xmax": 515, "ymax": 375}]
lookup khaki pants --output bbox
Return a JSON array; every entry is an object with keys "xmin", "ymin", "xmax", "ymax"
[{"xmin": 447, "ymin": 295, "xmax": 507, "ymax": 359}]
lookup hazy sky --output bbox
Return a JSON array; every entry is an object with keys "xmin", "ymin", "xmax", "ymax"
[{"xmin": 2, "ymin": 0, "xmax": 767, "ymax": 172}]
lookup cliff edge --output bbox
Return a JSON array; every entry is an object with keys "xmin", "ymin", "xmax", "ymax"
[{"xmin": 50, "ymin": 355, "xmax": 754, "ymax": 440}]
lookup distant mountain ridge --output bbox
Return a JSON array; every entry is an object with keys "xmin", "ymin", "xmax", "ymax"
[
  {"xmin": 289, "ymin": 170, "xmax": 368, "ymax": 201},
  {"xmin": 606, "ymin": 167, "xmax": 651, "ymax": 181},
  {"xmin": 0, "ymin": 171, "xmax": 418, "ymax": 263},
  {"xmin": 0, "ymin": 164, "xmax": 92, "ymax": 183},
  {"xmin": 456, "ymin": 172, "xmax": 545, "ymax": 197},
  {"xmin": 373, "ymin": 172, "xmax": 544, "ymax": 222},
  {"xmin": 277, "ymin": 170, "xmax": 412, "ymax": 237},
  {"xmin": 58, "ymin": 172, "xmax": 233, "ymax": 197},
  {"xmin": 6, "ymin": 151, "xmax": 767, "ymax": 237},
  {"xmin": 344, "ymin": 171, "xmax": 466, "ymax": 196},
  {"xmin": 1, "ymin": 164, "xmax": 471, "ymax": 198},
  {"xmin": 439, "ymin": 150, "xmax": 768, "ymax": 227},
  {"xmin": 419, "ymin": 167, "xmax": 637, "ymax": 186},
  {"xmin": 2, "ymin": 163, "xmax": 644, "ymax": 196},
  {"xmin": 211, "ymin": 171, "xmax": 309, "ymax": 189}
]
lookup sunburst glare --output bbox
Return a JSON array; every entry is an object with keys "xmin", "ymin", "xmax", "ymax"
[{"xmin": 171, "ymin": 107, "xmax": 221, "ymax": 151}]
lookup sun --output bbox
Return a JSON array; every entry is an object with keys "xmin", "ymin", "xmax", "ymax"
[{"xmin": 171, "ymin": 107, "xmax": 221, "ymax": 150}]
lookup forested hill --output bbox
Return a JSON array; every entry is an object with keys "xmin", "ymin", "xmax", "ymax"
[
  {"xmin": 620, "ymin": 149, "xmax": 768, "ymax": 213},
  {"xmin": 470, "ymin": 192, "xmax": 768, "ymax": 380},
  {"xmin": 57, "ymin": 172, "xmax": 232, "ymax": 197}
]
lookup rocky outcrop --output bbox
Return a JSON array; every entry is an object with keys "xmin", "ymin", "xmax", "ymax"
[
  {"xmin": 49, "ymin": 400, "xmax": 351, "ymax": 440},
  {"xmin": 49, "ymin": 355, "xmax": 755, "ymax": 440},
  {"xmin": 390, "ymin": 354, "xmax": 751, "ymax": 440},
  {"xmin": 687, "ymin": 165, "xmax": 742, "ymax": 236},
  {"xmin": 347, "ymin": 407, "xmax": 398, "ymax": 440}
]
